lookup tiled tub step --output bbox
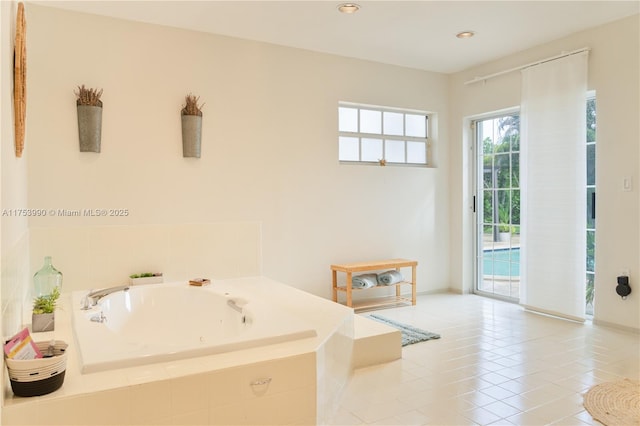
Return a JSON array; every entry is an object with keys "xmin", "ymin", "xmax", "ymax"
[{"xmin": 352, "ymin": 314, "xmax": 402, "ymax": 368}]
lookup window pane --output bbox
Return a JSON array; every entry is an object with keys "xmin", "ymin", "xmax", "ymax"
[
  {"xmin": 338, "ymin": 136, "xmax": 359, "ymax": 161},
  {"xmin": 361, "ymin": 138, "xmax": 382, "ymax": 162},
  {"xmin": 587, "ymin": 144, "xmax": 596, "ymax": 186},
  {"xmin": 483, "ymin": 190, "xmax": 494, "ymax": 224},
  {"xmin": 360, "ymin": 109, "xmax": 381, "ymax": 134},
  {"xmin": 383, "ymin": 112, "xmax": 403, "ymax": 136},
  {"xmin": 586, "ymin": 273, "xmax": 595, "ymax": 309},
  {"xmin": 511, "ymin": 153, "xmax": 520, "ymax": 188},
  {"xmin": 405, "ymin": 114, "xmax": 426, "ymax": 137},
  {"xmin": 497, "ymin": 190, "xmax": 510, "ymax": 228},
  {"xmin": 587, "ymin": 98, "xmax": 596, "ymax": 143},
  {"xmin": 499, "ymin": 115, "xmax": 519, "ymax": 151},
  {"xmin": 587, "ymin": 188, "xmax": 595, "ymax": 229},
  {"xmin": 511, "ymin": 190, "xmax": 520, "ymax": 225},
  {"xmin": 586, "ymin": 230, "xmax": 595, "ymax": 272},
  {"xmin": 494, "ymin": 154, "xmax": 510, "ymax": 189},
  {"xmin": 385, "ymin": 140, "xmax": 404, "ymax": 162},
  {"xmin": 338, "ymin": 107, "xmax": 358, "ymax": 132},
  {"xmin": 407, "ymin": 141, "xmax": 426, "ymax": 164},
  {"xmin": 483, "ymin": 156, "xmax": 494, "ymax": 188}
]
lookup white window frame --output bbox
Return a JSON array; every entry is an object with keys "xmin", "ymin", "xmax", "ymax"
[{"xmin": 338, "ymin": 102, "xmax": 432, "ymax": 166}]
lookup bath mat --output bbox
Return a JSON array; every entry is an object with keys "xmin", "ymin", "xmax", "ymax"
[
  {"xmin": 583, "ymin": 378, "xmax": 640, "ymax": 426},
  {"xmin": 368, "ymin": 314, "xmax": 440, "ymax": 346}
]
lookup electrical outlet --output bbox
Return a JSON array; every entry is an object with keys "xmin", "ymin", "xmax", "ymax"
[{"xmin": 623, "ymin": 176, "xmax": 633, "ymax": 192}]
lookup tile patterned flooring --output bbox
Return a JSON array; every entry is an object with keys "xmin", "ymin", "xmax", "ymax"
[{"xmin": 330, "ymin": 293, "xmax": 640, "ymax": 425}]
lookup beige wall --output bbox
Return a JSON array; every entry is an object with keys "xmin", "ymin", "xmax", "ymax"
[
  {"xmin": 1, "ymin": 2, "xmax": 27, "ymax": 420},
  {"xmin": 449, "ymin": 15, "xmax": 640, "ymax": 330},
  {"xmin": 20, "ymin": 5, "xmax": 450, "ymax": 302},
  {"xmin": 1, "ymin": 0, "xmax": 31, "ymax": 337}
]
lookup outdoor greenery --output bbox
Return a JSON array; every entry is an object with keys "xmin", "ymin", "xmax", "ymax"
[
  {"xmin": 587, "ymin": 99, "xmax": 596, "ymax": 143},
  {"xmin": 586, "ymin": 231, "xmax": 596, "ymax": 306},
  {"xmin": 483, "ymin": 114, "xmax": 520, "ymax": 237}
]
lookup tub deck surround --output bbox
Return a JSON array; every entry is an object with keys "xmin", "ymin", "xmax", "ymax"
[
  {"xmin": 2, "ymin": 277, "xmax": 355, "ymax": 425},
  {"xmin": 71, "ymin": 281, "xmax": 317, "ymax": 373}
]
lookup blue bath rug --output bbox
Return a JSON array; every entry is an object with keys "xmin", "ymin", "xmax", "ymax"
[{"xmin": 368, "ymin": 314, "xmax": 441, "ymax": 346}]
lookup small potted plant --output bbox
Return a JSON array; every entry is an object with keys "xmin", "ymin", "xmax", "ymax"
[
  {"xmin": 181, "ymin": 93, "xmax": 204, "ymax": 158},
  {"xmin": 32, "ymin": 286, "xmax": 60, "ymax": 333},
  {"xmin": 75, "ymin": 84, "xmax": 103, "ymax": 152},
  {"xmin": 129, "ymin": 272, "xmax": 163, "ymax": 285}
]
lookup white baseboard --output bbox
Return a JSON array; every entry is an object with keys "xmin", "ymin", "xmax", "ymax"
[{"xmin": 593, "ymin": 319, "xmax": 640, "ymax": 334}]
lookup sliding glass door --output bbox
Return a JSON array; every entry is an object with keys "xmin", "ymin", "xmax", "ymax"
[
  {"xmin": 474, "ymin": 99, "xmax": 596, "ymax": 308},
  {"xmin": 474, "ymin": 114, "xmax": 520, "ymax": 301}
]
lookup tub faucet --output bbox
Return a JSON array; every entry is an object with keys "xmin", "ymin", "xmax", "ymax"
[
  {"xmin": 82, "ymin": 285, "xmax": 130, "ymax": 309},
  {"xmin": 227, "ymin": 299, "xmax": 243, "ymax": 313}
]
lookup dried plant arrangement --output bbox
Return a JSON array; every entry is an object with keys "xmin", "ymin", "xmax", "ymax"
[
  {"xmin": 74, "ymin": 85, "xmax": 103, "ymax": 107},
  {"xmin": 181, "ymin": 93, "xmax": 204, "ymax": 116}
]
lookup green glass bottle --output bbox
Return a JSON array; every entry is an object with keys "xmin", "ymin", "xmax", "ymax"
[
  {"xmin": 32, "ymin": 257, "xmax": 62, "ymax": 332},
  {"xmin": 33, "ymin": 256, "xmax": 63, "ymax": 298}
]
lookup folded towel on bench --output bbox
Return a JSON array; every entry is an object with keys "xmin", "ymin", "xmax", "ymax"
[
  {"xmin": 351, "ymin": 274, "xmax": 378, "ymax": 289},
  {"xmin": 377, "ymin": 270, "xmax": 404, "ymax": 285}
]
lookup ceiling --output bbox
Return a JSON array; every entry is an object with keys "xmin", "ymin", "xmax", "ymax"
[{"xmin": 37, "ymin": 1, "xmax": 640, "ymax": 73}]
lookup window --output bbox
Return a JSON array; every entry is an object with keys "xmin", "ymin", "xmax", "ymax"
[{"xmin": 338, "ymin": 103, "xmax": 430, "ymax": 165}]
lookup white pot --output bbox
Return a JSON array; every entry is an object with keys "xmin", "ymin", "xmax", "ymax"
[{"xmin": 32, "ymin": 312, "xmax": 55, "ymax": 332}]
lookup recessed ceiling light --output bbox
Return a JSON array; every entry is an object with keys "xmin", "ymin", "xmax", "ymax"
[
  {"xmin": 456, "ymin": 31, "xmax": 475, "ymax": 39},
  {"xmin": 338, "ymin": 3, "xmax": 360, "ymax": 14}
]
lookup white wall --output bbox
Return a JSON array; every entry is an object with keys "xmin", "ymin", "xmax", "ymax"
[
  {"xmin": 1, "ymin": 0, "xmax": 30, "ymax": 337},
  {"xmin": 449, "ymin": 15, "xmax": 640, "ymax": 331},
  {"xmin": 29, "ymin": 222, "xmax": 262, "ymax": 293},
  {"xmin": 22, "ymin": 5, "xmax": 450, "ymax": 300},
  {"xmin": 1, "ymin": 3, "xmax": 29, "ymax": 421}
]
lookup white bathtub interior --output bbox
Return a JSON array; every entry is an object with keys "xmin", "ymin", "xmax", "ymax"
[{"xmin": 72, "ymin": 281, "xmax": 317, "ymax": 373}]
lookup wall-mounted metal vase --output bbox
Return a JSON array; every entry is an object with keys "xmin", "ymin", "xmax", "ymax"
[
  {"xmin": 181, "ymin": 114, "xmax": 202, "ymax": 158},
  {"xmin": 77, "ymin": 105, "xmax": 103, "ymax": 153}
]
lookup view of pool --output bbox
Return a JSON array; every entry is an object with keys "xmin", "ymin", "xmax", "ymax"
[{"xmin": 483, "ymin": 247, "xmax": 520, "ymax": 277}]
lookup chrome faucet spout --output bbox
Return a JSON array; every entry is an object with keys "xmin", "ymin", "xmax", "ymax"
[
  {"xmin": 227, "ymin": 299, "xmax": 243, "ymax": 313},
  {"xmin": 85, "ymin": 285, "xmax": 130, "ymax": 307}
]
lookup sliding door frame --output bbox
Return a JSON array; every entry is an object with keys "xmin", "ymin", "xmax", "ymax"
[{"xmin": 471, "ymin": 108, "xmax": 520, "ymax": 302}]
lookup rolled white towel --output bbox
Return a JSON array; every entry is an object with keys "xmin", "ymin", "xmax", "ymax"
[
  {"xmin": 377, "ymin": 270, "xmax": 404, "ymax": 285},
  {"xmin": 351, "ymin": 274, "xmax": 378, "ymax": 289}
]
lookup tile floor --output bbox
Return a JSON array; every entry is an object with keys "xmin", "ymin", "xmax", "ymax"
[{"xmin": 329, "ymin": 293, "xmax": 640, "ymax": 425}]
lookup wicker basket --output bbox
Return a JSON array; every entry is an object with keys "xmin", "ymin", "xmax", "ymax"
[{"xmin": 5, "ymin": 340, "xmax": 68, "ymax": 397}]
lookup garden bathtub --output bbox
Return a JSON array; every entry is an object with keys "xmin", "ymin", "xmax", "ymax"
[{"xmin": 71, "ymin": 281, "xmax": 316, "ymax": 373}]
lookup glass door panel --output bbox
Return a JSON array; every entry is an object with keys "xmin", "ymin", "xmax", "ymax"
[
  {"xmin": 585, "ymin": 97, "xmax": 596, "ymax": 315},
  {"xmin": 475, "ymin": 115, "xmax": 520, "ymax": 300}
]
